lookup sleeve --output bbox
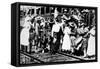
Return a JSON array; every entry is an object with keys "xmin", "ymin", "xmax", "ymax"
[{"xmin": 51, "ymin": 25, "xmax": 54, "ymax": 37}]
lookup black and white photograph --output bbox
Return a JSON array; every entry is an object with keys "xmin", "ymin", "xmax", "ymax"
[
  {"xmin": 11, "ymin": 2, "xmax": 97, "ymax": 66},
  {"xmin": 19, "ymin": 4, "xmax": 97, "ymax": 65}
]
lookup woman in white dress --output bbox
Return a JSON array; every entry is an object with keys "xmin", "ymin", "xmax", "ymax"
[
  {"xmin": 20, "ymin": 16, "xmax": 31, "ymax": 52},
  {"xmin": 87, "ymin": 26, "xmax": 95, "ymax": 57},
  {"xmin": 62, "ymin": 24, "xmax": 71, "ymax": 51}
]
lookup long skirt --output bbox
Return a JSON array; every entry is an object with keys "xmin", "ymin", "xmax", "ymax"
[
  {"xmin": 20, "ymin": 28, "xmax": 29, "ymax": 46},
  {"xmin": 87, "ymin": 35, "xmax": 95, "ymax": 56},
  {"xmin": 62, "ymin": 34, "xmax": 71, "ymax": 51},
  {"xmin": 20, "ymin": 28, "xmax": 29, "ymax": 52}
]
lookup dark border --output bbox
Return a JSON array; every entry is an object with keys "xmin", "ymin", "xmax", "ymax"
[{"xmin": 13, "ymin": 2, "xmax": 98, "ymax": 67}]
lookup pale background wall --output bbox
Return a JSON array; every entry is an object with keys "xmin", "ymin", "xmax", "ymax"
[{"xmin": 0, "ymin": 0, "xmax": 99, "ymax": 69}]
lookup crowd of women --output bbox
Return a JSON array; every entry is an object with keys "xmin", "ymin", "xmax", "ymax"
[{"xmin": 20, "ymin": 7, "xmax": 96, "ymax": 59}]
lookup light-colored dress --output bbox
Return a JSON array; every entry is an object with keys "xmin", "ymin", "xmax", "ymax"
[
  {"xmin": 62, "ymin": 27, "xmax": 71, "ymax": 50},
  {"xmin": 20, "ymin": 17, "xmax": 31, "ymax": 46},
  {"xmin": 87, "ymin": 27, "xmax": 95, "ymax": 56}
]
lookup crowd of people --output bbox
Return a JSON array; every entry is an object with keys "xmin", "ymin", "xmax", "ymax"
[{"xmin": 20, "ymin": 6, "xmax": 96, "ymax": 59}]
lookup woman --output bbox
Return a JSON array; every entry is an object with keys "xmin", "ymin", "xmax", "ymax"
[
  {"xmin": 62, "ymin": 23, "xmax": 71, "ymax": 52},
  {"xmin": 20, "ymin": 16, "xmax": 31, "ymax": 52},
  {"xmin": 87, "ymin": 26, "xmax": 95, "ymax": 58}
]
